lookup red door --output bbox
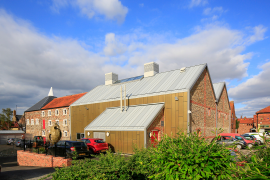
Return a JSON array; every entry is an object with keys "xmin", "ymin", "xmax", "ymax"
[
  {"xmin": 151, "ymin": 131, "xmax": 159, "ymax": 146},
  {"xmin": 43, "ymin": 120, "xmax": 45, "ymax": 129}
]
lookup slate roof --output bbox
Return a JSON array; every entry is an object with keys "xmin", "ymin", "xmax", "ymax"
[
  {"xmin": 72, "ymin": 63, "xmax": 209, "ymax": 106},
  {"xmin": 42, "ymin": 92, "xmax": 87, "ymax": 110},
  {"xmin": 25, "ymin": 96, "xmax": 57, "ymax": 112},
  {"xmin": 85, "ymin": 103, "xmax": 165, "ymax": 131},
  {"xmin": 256, "ymin": 105, "xmax": 270, "ymax": 114},
  {"xmin": 15, "ymin": 115, "xmax": 22, "ymax": 122}
]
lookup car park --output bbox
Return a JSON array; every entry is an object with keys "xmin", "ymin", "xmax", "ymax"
[
  {"xmin": 241, "ymin": 134, "xmax": 259, "ymax": 145},
  {"xmin": 80, "ymin": 138, "xmax": 109, "ymax": 154},
  {"xmin": 6, "ymin": 138, "xmax": 19, "ymax": 145},
  {"xmin": 15, "ymin": 139, "xmax": 22, "ymax": 147},
  {"xmin": 242, "ymin": 133, "xmax": 265, "ymax": 144},
  {"xmin": 212, "ymin": 136, "xmax": 246, "ymax": 149},
  {"xmin": 216, "ymin": 133, "xmax": 254, "ymax": 149},
  {"xmin": 47, "ymin": 140, "xmax": 90, "ymax": 158}
]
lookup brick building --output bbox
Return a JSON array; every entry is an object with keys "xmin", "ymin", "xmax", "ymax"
[
  {"xmin": 71, "ymin": 62, "xmax": 231, "ymax": 154},
  {"xmin": 25, "ymin": 88, "xmax": 57, "ymax": 138},
  {"xmin": 237, "ymin": 116, "xmax": 254, "ymax": 134},
  {"xmin": 254, "ymin": 105, "xmax": 270, "ymax": 133},
  {"xmin": 40, "ymin": 92, "xmax": 86, "ymax": 141}
]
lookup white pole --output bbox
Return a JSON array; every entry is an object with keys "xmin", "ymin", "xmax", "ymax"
[
  {"xmin": 124, "ymin": 85, "xmax": 126, "ymax": 111},
  {"xmin": 120, "ymin": 86, "xmax": 122, "ymax": 112}
]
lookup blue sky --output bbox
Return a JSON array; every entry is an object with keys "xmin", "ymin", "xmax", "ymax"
[{"xmin": 0, "ymin": 0, "xmax": 269, "ymax": 117}]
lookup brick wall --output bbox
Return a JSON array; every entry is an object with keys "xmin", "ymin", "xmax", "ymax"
[
  {"xmin": 25, "ymin": 107, "xmax": 71, "ymax": 140},
  {"xmin": 146, "ymin": 109, "xmax": 165, "ymax": 146},
  {"xmin": 25, "ymin": 111, "xmax": 43, "ymax": 138},
  {"xmin": 238, "ymin": 124, "xmax": 253, "ymax": 134},
  {"xmin": 190, "ymin": 69, "xmax": 217, "ymax": 138},
  {"xmin": 42, "ymin": 107, "xmax": 70, "ymax": 140},
  {"xmin": 17, "ymin": 150, "xmax": 72, "ymax": 167},
  {"xmin": 216, "ymin": 87, "xmax": 230, "ymax": 134}
]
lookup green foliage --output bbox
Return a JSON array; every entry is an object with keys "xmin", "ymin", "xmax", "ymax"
[
  {"xmin": 72, "ymin": 149, "xmax": 78, "ymax": 160},
  {"xmin": 235, "ymin": 117, "xmax": 240, "ymax": 130},
  {"xmin": 0, "ymin": 108, "xmax": 12, "ymax": 130}
]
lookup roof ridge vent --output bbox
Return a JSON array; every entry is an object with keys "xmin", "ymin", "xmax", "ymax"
[{"xmin": 180, "ymin": 67, "xmax": 186, "ymax": 73}]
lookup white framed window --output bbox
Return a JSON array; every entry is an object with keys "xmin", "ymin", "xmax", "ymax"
[
  {"xmin": 63, "ymin": 119, "xmax": 67, "ymax": 126},
  {"xmin": 64, "ymin": 131, "xmax": 68, "ymax": 137},
  {"xmin": 63, "ymin": 108, "xmax": 67, "ymax": 115},
  {"xmin": 55, "ymin": 109, "xmax": 59, "ymax": 116},
  {"xmin": 48, "ymin": 110, "xmax": 51, "ymax": 116},
  {"xmin": 27, "ymin": 119, "xmax": 30, "ymax": 125},
  {"xmin": 42, "ymin": 111, "xmax": 45, "ymax": 117},
  {"xmin": 36, "ymin": 119, "xmax": 39, "ymax": 125},
  {"xmin": 48, "ymin": 120, "xmax": 52, "ymax": 126},
  {"xmin": 42, "ymin": 130, "xmax": 45, "ymax": 136},
  {"xmin": 56, "ymin": 120, "xmax": 59, "ymax": 125},
  {"xmin": 31, "ymin": 119, "xmax": 34, "ymax": 125}
]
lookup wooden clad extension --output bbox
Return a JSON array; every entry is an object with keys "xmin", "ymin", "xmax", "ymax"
[{"xmin": 70, "ymin": 92, "xmax": 188, "ymax": 141}]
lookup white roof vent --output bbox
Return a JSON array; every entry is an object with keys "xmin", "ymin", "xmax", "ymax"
[
  {"xmin": 105, "ymin": 72, "xmax": 118, "ymax": 85},
  {"xmin": 180, "ymin": 67, "xmax": 186, "ymax": 73},
  {"xmin": 144, "ymin": 62, "xmax": 159, "ymax": 78}
]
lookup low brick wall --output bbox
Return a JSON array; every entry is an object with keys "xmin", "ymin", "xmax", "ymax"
[{"xmin": 17, "ymin": 150, "xmax": 72, "ymax": 167}]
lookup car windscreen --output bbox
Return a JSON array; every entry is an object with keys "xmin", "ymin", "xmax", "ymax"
[
  {"xmin": 94, "ymin": 140, "xmax": 105, "ymax": 143},
  {"xmin": 71, "ymin": 142, "xmax": 86, "ymax": 147}
]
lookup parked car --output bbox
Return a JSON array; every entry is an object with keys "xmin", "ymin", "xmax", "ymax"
[
  {"xmin": 20, "ymin": 140, "xmax": 33, "ymax": 148},
  {"xmin": 216, "ymin": 133, "xmax": 254, "ymax": 149},
  {"xmin": 80, "ymin": 138, "xmax": 109, "ymax": 154},
  {"xmin": 242, "ymin": 133, "xmax": 265, "ymax": 144},
  {"xmin": 212, "ymin": 136, "xmax": 246, "ymax": 149},
  {"xmin": 6, "ymin": 138, "xmax": 19, "ymax": 145},
  {"xmin": 47, "ymin": 140, "xmax": 90, "ymax": 158},
  {"xmin": 241, "ymin": 134, "xmax": 260, "ymax": 145},
  {"xmin": 15, "ymin": 139, "xmax": 22, "ymax": 147}
]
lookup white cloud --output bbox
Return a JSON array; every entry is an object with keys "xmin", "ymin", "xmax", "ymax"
[
  {"xmin": 103, "ymin": 33, "xmax": 127, "ymax": 56},
  {"xmin": 203, "ymin": 7, "xmax": 224, "ymax": 15},
  {"xmin": 246, "ymin": 25, "xmax": 267, "ymax": 45},
  {"xmin": 189, "ymin": 0, "xmax": 208, "ymax": 8},
  {"xmin": 51, "ymin": 0, "xmax": 128, "ymax": 23}
]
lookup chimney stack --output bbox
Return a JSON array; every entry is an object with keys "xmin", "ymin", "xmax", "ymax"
[
  {"xmin": 144, "ymin": 62, "xmax": 159, "ymax": 78},
  {"xmin": 105, "ymin": 72, "xmax": 118, "ymax": 85}
]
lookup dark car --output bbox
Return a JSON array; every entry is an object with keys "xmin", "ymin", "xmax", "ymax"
[
  {"xmin": 20, "ymin": 140, "xmax": 33, "ymax": 148},
  {"xmin": 80, "ymin": 138, "xmax": 109, "ymax": 154},
  {"xmin": 47, "ymin": 140, "xmax": 90, "ymax": 158},
  {"xmin": 212, "ymin": 136, "xmax": 246, "ymax": 149}
]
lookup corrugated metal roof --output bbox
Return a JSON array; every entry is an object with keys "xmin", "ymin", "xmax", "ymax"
[
  {"xmin": 25, "ymin": 96, "xmax": 57, "ymax": 112},
  {"xmin": 0, "ymin": 130, "xmax": 25, "ymax": 134},
  {"xmin": 84, "ymin": 103, "xmax": 164, "ymax": 131},
  {"xmin": 72, "ymin": 64, "xmax": 207, "ymax": 106},
  {"xmin": 213, "ymin": 82, "xmax": 225, "ymax": 101}
]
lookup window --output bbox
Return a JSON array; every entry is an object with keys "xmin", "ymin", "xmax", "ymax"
[
  {"xmin": 36, "ymin": 119, "xmax": 39, "ymax": 125},
  {"xmin": 56, "ymin": 120, "xmax": 59, "ymax": 125},
  {"xmin": 48, "ymin": 120, "xmax": 52, "ymax": 126},
  {"xmin": 63, "ymin": 109, "xmax": 67, "ymax": 115},
  {"xmin": 55, "ymin": 109, "xmax": 59, "ymax": 116},
  {"xmin": 31, "ymin": 119, "xmax": 34, "ymax": 125},
  {"xmin": 64, "ymin": 131, "xmax": 68, "ymax": 137},
  {"xmin": 42, "ymin": 111, "xmax": 45, "ymax": 117},
  {"xmin": 235, "ymin": 136, "xmax": 243, "ymax": 140},
  {"xmin": 27, "ymin": 119, "xmax": 30, "ymax": 125},
  {"xmin": 63, "ymin": 119, "xmax": 67, "ymax": 126},
  {"xmin": 42, "ymin": 130, "xmax": 45, "ymax": 136},
  {"xmin": 48, "ymin": 110, "xmax": 51, "ymax": 116},
  {"xmin": 77, "ymin": 133, "xmax": 84, "ymax": 140}
]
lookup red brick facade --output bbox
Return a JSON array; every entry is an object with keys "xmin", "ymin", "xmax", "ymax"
[
  {"xmin": 237, "ymin": 117, "xmax": 254, "ymax": 134},
  {"xmin": 216, "ymin": 87, "xmax": 230, "ymax": 134},
  {"xmin": 230, "ymin": 101, "xmax": 236, "ymax": 133},
  {"xmin": 17, "ymin": 150, "xmax": 72, "ymax": 167}
]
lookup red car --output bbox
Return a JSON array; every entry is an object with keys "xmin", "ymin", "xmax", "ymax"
[
  {"xmin": 218, "ymin": 133, "xmax": 254, "ymax": 149},
  {"xmin": 80, "ymin": 138, "xmax": 109, "ymax": 154}
]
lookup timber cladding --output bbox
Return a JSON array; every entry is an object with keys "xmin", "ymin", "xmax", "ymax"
[
  {"xmin": 85, "ymin": 131, "xmax": 144, "ymax": 154},
  {"xmin": 70, "ymin": 92, "xmax": 188, "ymax": 141}
]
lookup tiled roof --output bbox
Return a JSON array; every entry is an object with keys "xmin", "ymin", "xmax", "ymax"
[
  {"xmin": 42, "ymin": 92, "xmax": 87, "ymax": 109},
  {"xmin": 256, "ymin": 105, "xmax": 270, "ymax": 114},
  {"xmin": 25, "ymin": 96, "xmax": 57, "ymax": 112},
  {"xmin": 239, "ymin": 118, "xmax": 254, "ymax": 124}
]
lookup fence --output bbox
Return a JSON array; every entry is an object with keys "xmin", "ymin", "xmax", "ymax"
[{"xmin": 21, "ymin": 138, "xmax": 69, "ymax": 158}]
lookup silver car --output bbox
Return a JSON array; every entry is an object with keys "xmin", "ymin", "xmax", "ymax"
[
  {"xmin": 15, "ymin": 139, "xmax": 22, "ymax": 147},
  {"xmin": 6, "ymin": 138, "xmax": 18, "ymax": 145}
]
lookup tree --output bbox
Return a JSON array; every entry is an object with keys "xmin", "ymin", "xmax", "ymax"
[
  {"xmin": 0, "ymin": 108, "xmax": 13, "ymax": 130},
  {"xmin": 235, "ymin": 117, "xmax": 240, "ymax": 133}
]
